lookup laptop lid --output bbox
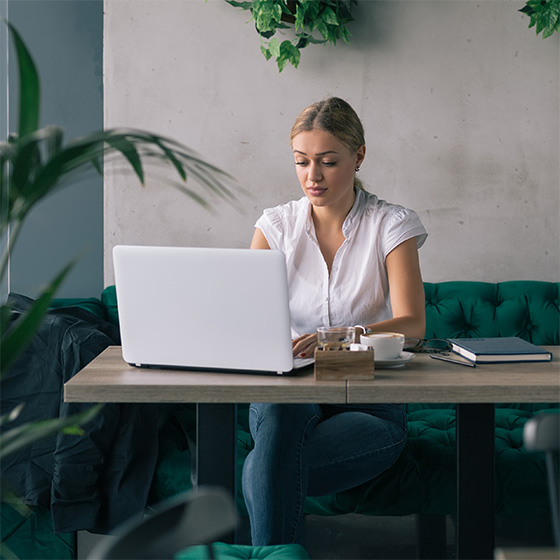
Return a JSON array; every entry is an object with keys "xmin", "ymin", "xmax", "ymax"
[{"xmin": 113, "ymin": 245, "xmax": 297, "ymax": 374}]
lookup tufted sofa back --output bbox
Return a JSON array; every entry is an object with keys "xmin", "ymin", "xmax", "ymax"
[
  {"xmin": 59, "ymin": 281, "xmax": 560, "ymax": 346},
  {"xmin": 423, "ymin": 281, "xmax": 559, "ymax": 345}
]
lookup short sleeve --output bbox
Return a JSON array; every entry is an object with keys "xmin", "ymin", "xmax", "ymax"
[
  {"xmin": 254, "ymin": 208, "xmax": 285, "ymax": 252},
  {"xmin": 382, "ymin": 207, "xmax": 427, "ymax": 258}
]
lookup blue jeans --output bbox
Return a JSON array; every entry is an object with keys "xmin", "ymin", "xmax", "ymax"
[{"xmin": 241, "ymin": 403, "xmax": 407, "ymax": 545}]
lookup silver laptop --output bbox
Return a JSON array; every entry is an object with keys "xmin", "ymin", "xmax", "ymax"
[{"xmin": 113, "ymin": 245, "xmax": 314, "ymax": 375}]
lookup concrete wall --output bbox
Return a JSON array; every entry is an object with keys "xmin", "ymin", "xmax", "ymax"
[
  {"xmin": 3, "ymin": 0, "xmax": 103, "ymax": 298},
  {"xmin": 104, "ymin": 0, "xmax": 559, "ymax": 286}
]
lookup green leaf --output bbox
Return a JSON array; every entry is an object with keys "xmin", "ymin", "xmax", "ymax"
[
  {"xmin": 7, "ymin": 23, "xmax": 40, "ymax": 138},
  {"xmin": 149, "ymin": 135, "xmax": 187, "ymax": 182},
  {"xmin": 13, "ymin": 134, "xmax": 100, "ymax": 213},
  {"xmin": 277, "ymin": 40, "xmax": 300, "ymax": 72},
  {"xmin": 326, "ymin": 24, "xmax": 340, "ymax": 44},
  {"xmin": 540, "ymin": 1, "xmax": 560, "ymax": 36},
  {"xmin": 322, "ymin": 6, "xmax": 340, "ymax": 26},
  {"xmin": 268, "ymin": 37, "xmax": 281, "ymax": 58},
  {"xmin": 303, "ymin": 1, "xmax": 321, "ymax": 23},
  {"xmin": 44, "ymin": 125, "xmax": 64, "ymax": 159},
  {"xmin": 0, "ymin": 484, "xmax": 33, "ymax": 517},
  {"xmin": 1, "ymin": 258, "xmax": 75, "ymax": 375},
  {"xmin": 0, "ymin": 541, "xmax": 20, "ymax": 560},
  {"xmin": 260, "ymin": 45, "xmax": 273, "ymax": 61},
  {"xmin": 0, "ymin": 304, "xmax": 14, "ymax": 344},
  {"xmin": 294, "ymin": 6, "xmax": 305, "ymax": 31},
  {"xmin": 255, "ymin": 3, "xmax": 275, "ymax": 33},
  {"xmin": 0, "ymin": 404, "xmax": 103, "ymax": 457},
  {"xmin": 104, "ymin": 135, "xmax": 145, "ymax": 184},
  {"xmin": 521, "ymin": 0, "xmax": 560, "ymax": 37},
  {"xmin": 10, "ymin": 134, "xmax": 42, "ymax": 197},
  {"xmin": 316, "ymin": 20, "xmax": 329, "ymax": 39},
  {"xmin": 0, "ymin": 404, "xmax": 24, "ymax": 427},
  {"xmin": 528, "ymin": 12, "xmax": 538, "ymax": 28},
  {"xmin": 224, "ymin": 0, "xmax": 356, "ymax": 72},
  {"xmin": 224, "ymin": 0, "xmax": 254, "ymax": 8},
  {"xmin": 272, "ymin": 2, "xmax": 283, "ymax": 23},
  {"xmin": 340, "ymin": 25, "xmax": 351, "ymax": 43},
  {"xmin": 296, "ymin": 36, "xmax": 309, "ymax": 49},
  {"xmin": 303, "ymin": 35, "xmax": 328, "ymax": 45},
  {"xmin": 536, "ymin": 13, "xmax": 547, "ymax": 34},
  {"xmin": 277, "ymin": 57, "xmax": 289, "ymax": 73}
]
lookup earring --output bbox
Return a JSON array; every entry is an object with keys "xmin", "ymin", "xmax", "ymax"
[{"xmin": 355, "ymin": 166, "xmax": 360, "ymax": 172}]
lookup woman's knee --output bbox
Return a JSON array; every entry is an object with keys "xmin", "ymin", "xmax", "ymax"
[{"xmin": 249, "ymin": 403, "xmax": 322, "ymax": 438}]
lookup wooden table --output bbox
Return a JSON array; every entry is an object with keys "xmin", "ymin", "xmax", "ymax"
[{"xmin": 65, "ymin": 346, "xmax": 560, "ymax": 559}]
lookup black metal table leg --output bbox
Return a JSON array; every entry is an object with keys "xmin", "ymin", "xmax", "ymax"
[
  {"xmin": 196, "ymin": 403, "xmax": 238, "ymax": 542},
  {"xmin": 456, "ymin": 403, "xmax": 495, "ymax": 559}
]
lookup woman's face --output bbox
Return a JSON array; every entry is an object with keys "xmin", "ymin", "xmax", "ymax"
[{"xmin": 292, "ymin": 129, "xmax": 365, "ymax": 212}]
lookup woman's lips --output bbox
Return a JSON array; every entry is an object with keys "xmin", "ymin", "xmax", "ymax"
[{"xmin": 308, "ymin": 186, "xmax": 327, "ymax": 196}]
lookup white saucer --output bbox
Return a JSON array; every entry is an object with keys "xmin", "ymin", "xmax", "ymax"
[{"xmin": 375, "ymin": 351, "xmax": 415, "ymax": 368}]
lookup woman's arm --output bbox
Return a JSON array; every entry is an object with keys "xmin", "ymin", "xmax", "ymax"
[
  {"xmin": 364, "ymin": 237, "xmax": 426, "ymax": 339},
  {"xmin": 250, "ymin": 228, "xmax": 271, "ymax": 250}
]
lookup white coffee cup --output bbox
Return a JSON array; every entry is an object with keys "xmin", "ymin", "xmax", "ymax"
[{"xmin": 360, "ymin": 332, "xmax": 405, "ymax": 360}]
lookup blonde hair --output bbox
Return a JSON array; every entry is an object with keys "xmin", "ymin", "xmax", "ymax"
[{"xmin": 290, "ymin": 97, "xmax": 366, "ymax": 189}]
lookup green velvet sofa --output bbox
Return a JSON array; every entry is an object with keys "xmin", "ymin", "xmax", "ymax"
[{"xmin": 2, "ymin": 280, "xmax": 558, "ymax": 559}]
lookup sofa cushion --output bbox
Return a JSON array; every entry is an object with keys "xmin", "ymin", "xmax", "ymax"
[
  {"xmin": 49, "ymin": 296, "xmax": 106, "ymax": 321},
  {"xmin": 175, "ymin": 542, "xmax": 310, "ymax": 559},
  {"xmin": 0, "ymin": 504, "xmax": 75, "ymax": 560},
  {"xmin": 101, "ymin": 285, "xmax": 120, "ymax": 327},
  {"xmin": 424, "ymin": 281, "xmax": 559, "ymax": 344}
]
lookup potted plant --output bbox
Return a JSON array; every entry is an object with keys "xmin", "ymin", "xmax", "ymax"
[
  {"xmin": 519, "ymin": 0, "xmax": 560, "ymax": 38},
  {"xmin": 226, "ymin": 0, "xmax": 356, "ymax": 71},
  {"xmin": 0, "ymin": 24, "xmax": 235, "ymax": 556}
]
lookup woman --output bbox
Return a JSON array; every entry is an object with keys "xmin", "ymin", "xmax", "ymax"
[{"xmin": 242, "ymin": 97, "xmax": 427, "ymax": 546}]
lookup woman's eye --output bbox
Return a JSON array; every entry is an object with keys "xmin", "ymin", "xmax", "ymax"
[
  {"xmin": 295, "ymin": 161, "xmax": 308, "ymax": 167},
  {"xmin": 322, "ymin": 161, "xmax": 336, "ymax": 167}
]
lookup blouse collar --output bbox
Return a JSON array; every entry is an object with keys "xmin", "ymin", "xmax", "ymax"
[
  {"xmin": 342, "ymin": 188, "xmax": 366, "ymax": 237},
  {"xmin": 304, "ymin": 187, "xmax": 367, "ymax": 240}
]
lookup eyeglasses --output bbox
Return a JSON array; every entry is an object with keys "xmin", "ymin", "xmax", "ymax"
[{"xmin": 404, "ymin": 338, "xmax": 451, "ymax": 353}]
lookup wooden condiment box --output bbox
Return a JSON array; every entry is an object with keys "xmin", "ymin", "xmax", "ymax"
[{"xmin": 314, "ymin": 348, "xmax": 375, "ymax": 381}]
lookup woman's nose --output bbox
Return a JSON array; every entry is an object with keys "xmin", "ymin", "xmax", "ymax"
[{"xmin": 309, "ymin": 163, "xmax": 322, "ymax": 182}]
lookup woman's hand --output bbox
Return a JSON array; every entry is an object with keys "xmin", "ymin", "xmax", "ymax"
[{"xmin": 292, "ymin": 333, "xmax": 318, "ymax": 358}]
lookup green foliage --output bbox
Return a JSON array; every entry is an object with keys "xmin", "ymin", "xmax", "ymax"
[
  {"xmin": 1, "ymin": 23, "xmax": 237, "ymax": 379},
  {"xmin": 226, "ymin": 0, "xmax": 355, "ymax": 71},
  {"xmin": 0, "ymin": 403, "xmax": 103, "ymax": 458},
  {"xmin": 0, "ymin": 23, "xmax": 236, "ymax": 535},
  {"xmin": 520, "ymin": 0, "xmax": 560, "ymax": 39}
]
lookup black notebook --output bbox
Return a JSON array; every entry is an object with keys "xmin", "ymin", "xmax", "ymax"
[{"xmin": 448, "ymin": 337, "xmax": 553, "ymax": 364}]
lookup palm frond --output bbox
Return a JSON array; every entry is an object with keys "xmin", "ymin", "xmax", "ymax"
[
  {"xmin": 0, "ymin": 259, "xmax": 75, "ymax": 374},
  {"xmin": 7, "ymin": 23, "xmax": 40, "ymax": 137},
  {"xmin": 0, "ymin": 404, "xmax": 103, "ymax": 457},
  {"xmin": 0, "ymin": 25, "xmax": 240, "ymax": 518}
]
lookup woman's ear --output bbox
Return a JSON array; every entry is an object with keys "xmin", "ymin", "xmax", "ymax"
[{"xmin": 356, "ymin": 145, "xmax": 366, "ymax": 167}]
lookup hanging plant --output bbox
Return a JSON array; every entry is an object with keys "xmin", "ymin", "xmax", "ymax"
[
  {"xmin": 519, "ymin": 0, "xmax": 560, "ymax": 39},
  {"xmin": 225, "ymin": 0, "xmax": 356, "ymax": 71}
]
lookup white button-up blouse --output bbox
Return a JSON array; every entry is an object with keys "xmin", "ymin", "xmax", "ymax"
[{"xmin": 255, "ymin": 188, "xmax": 428, "ymax": 338}]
